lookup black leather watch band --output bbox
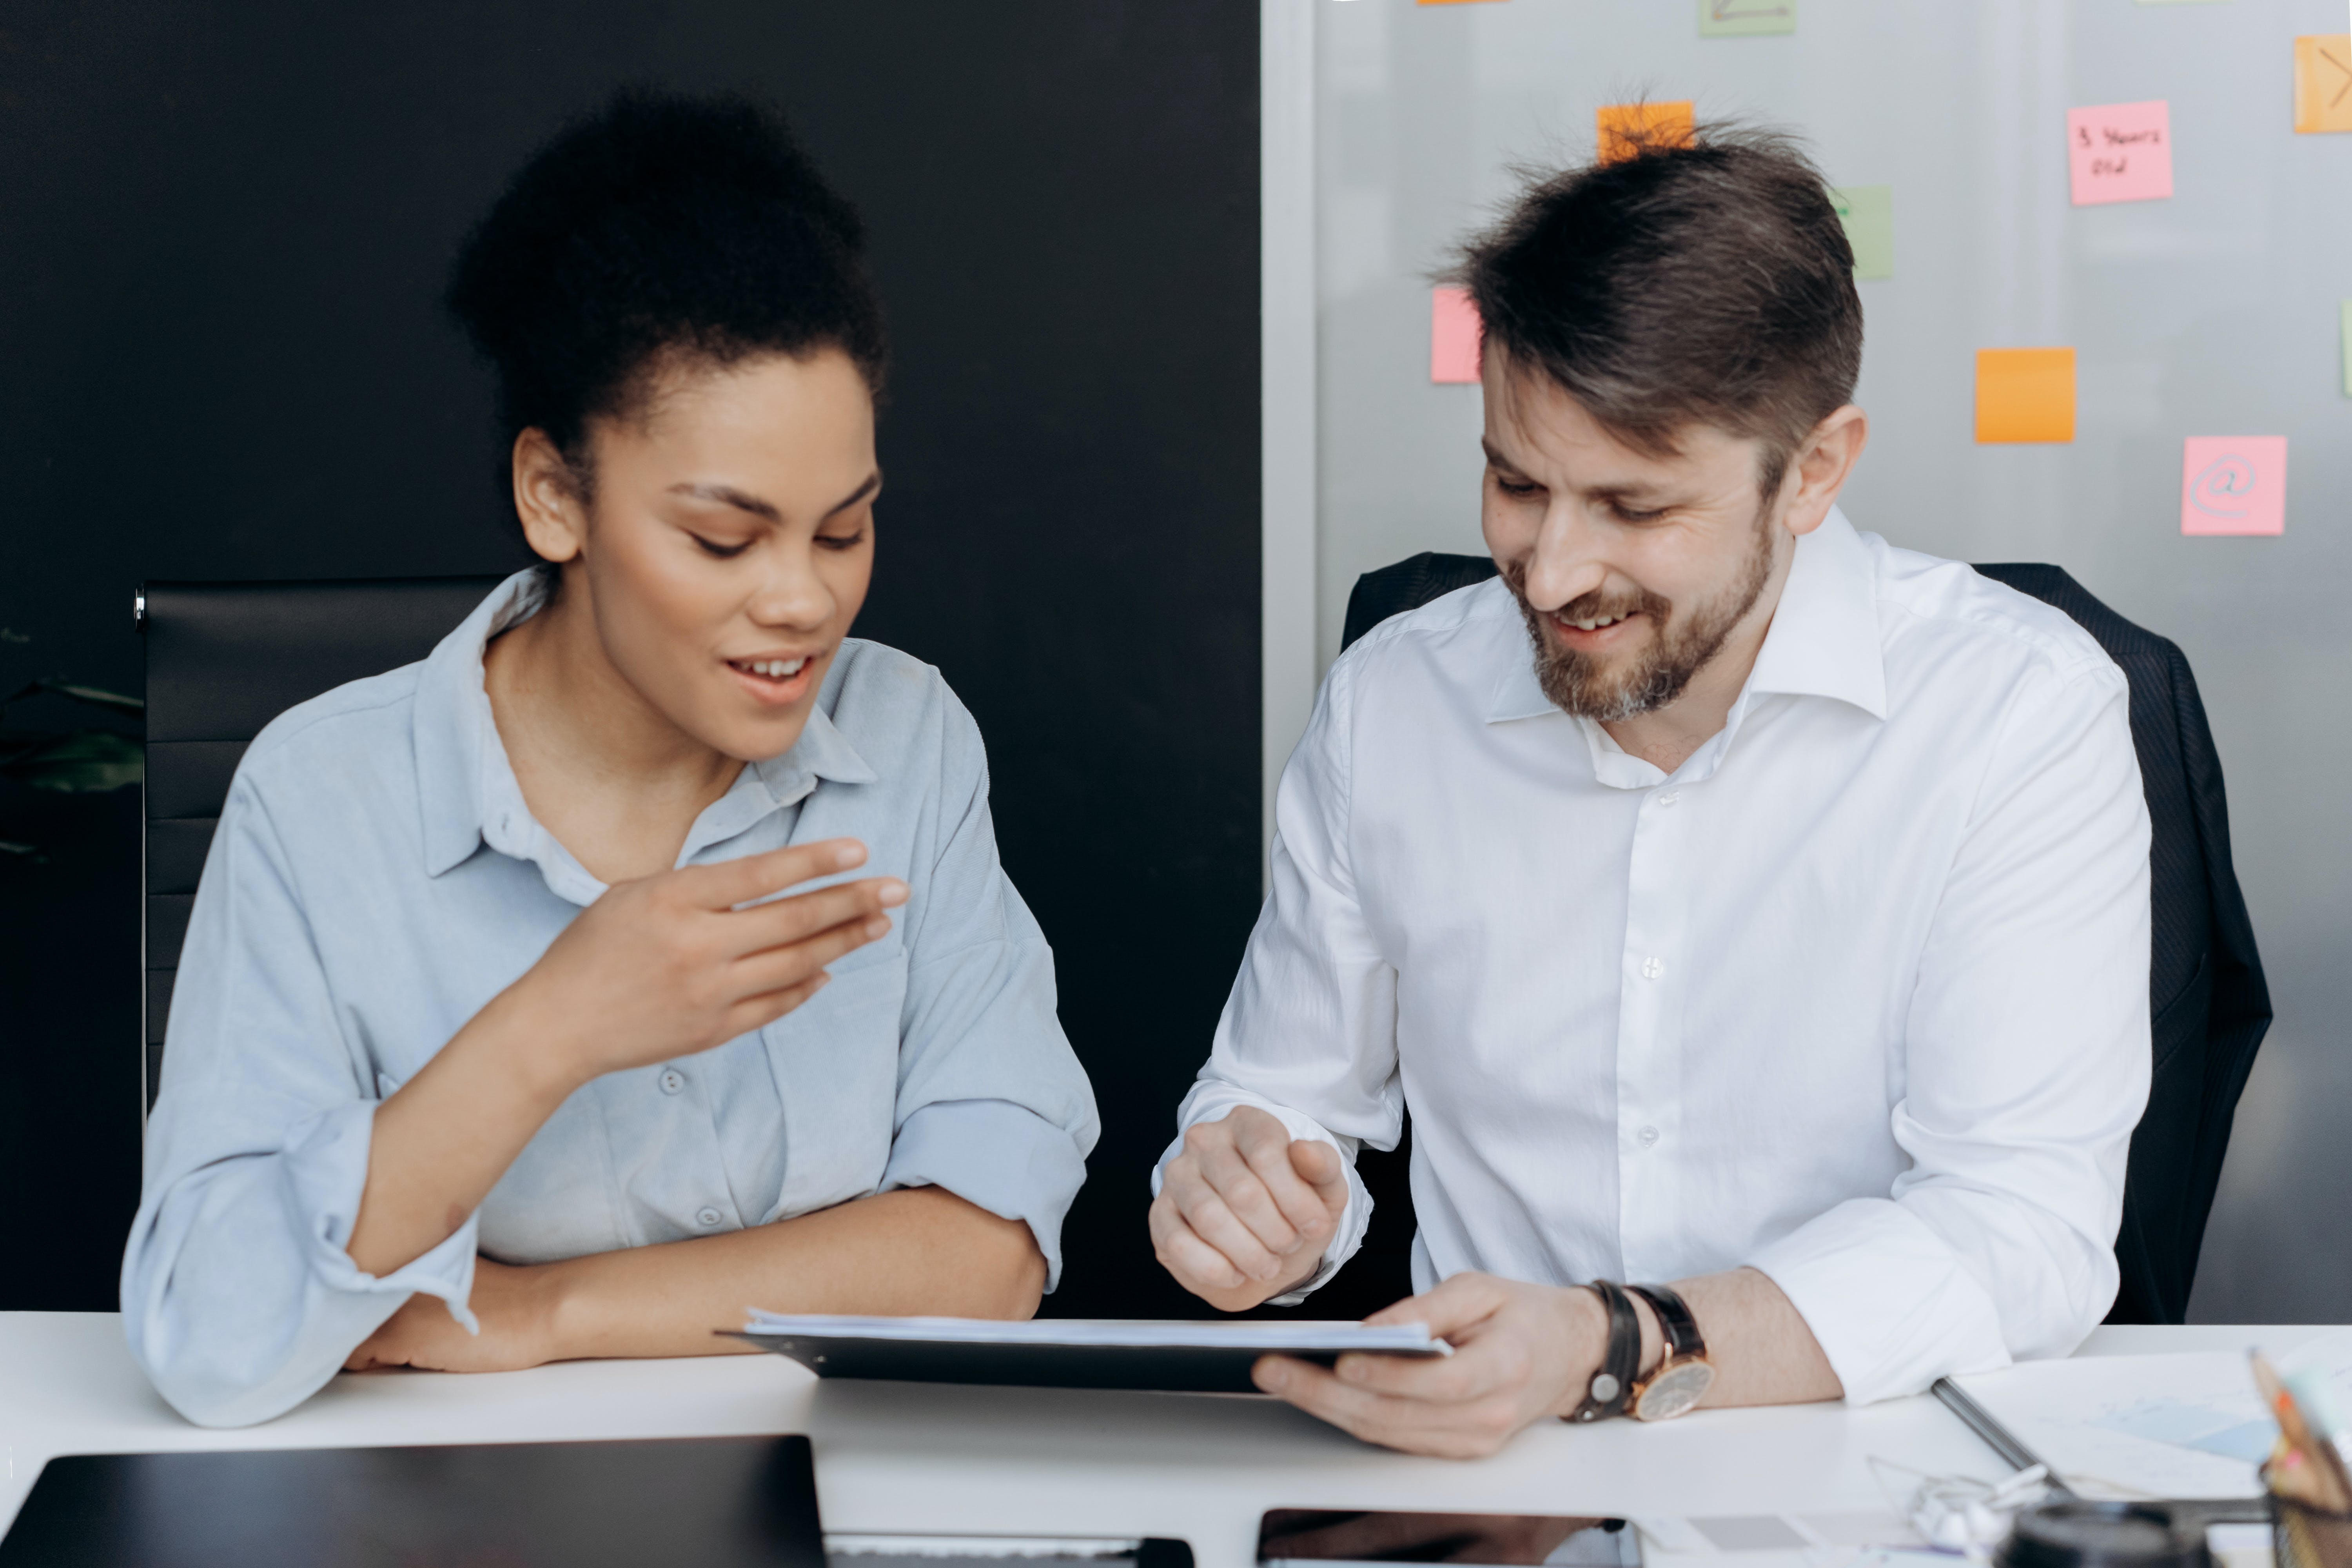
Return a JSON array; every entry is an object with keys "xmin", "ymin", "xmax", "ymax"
[
  {"xmin": 1568, "ymin": 1280, "xmax": 1640, "ymax": 1424},
  {"xmin": 1628, "ymin": 1283, "xmax": 1706, "ymax": 1360}
]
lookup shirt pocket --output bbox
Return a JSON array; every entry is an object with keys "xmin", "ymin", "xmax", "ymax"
[{"xmin": 757, "ymin": 947, "xmax": 910, "ymax": 1221}]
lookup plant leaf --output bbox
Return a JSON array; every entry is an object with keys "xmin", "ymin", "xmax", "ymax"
[
  {"xmin": 38, "ymin": 680, "xmax": 144, "ymax": 715},
  {"xmin": 3, "ymin": 732, "xmax": 143, "ymax": 792}
]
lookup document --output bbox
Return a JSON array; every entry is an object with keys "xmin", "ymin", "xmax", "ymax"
[
  {"xmin": 735, "ymin": 1314, "xmax": 1445, "ymax": 1394},
  {"xmin": 1951, "ymin": 1334, "xmax": 2352, "ymax": 1500}
]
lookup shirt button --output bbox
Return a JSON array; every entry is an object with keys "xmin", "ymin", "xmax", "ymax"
[
  {"xmin": 695, "ymin": 1207, "xmax": 724, "ymax": 1228},
  {"xmin": 1641, "ymin": 955, "xmax": 1665, "ymax": 980},
  {"xmin": 1656, "ymin": 790, "xmax": 1681, "ymax": 808},
  {"xmin": 1637, "ymin": 1125, "xmax": 1661, "ymax": 1149},
  {"xmin": 659, "ymin": 1069, "xmax": 686, "ymax": 1095}
]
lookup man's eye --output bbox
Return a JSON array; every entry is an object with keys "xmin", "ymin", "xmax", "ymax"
[
  {"xmin": 1494, "ymin": 476, "xmax": 1541, "ymax": 498},
  {"xmin": 816, "ymin": 529, "xmax": 868, "ymax": 552},
  {"xmin": 1613, "ymin": 505, "xmax": 1665, "ymax": 524},
  {"xmin": 691, "ymin": 535, "xmax": 752, "ymax": 559}
]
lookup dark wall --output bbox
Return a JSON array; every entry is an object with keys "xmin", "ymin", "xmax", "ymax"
[{"xmin": 0, "ymin": 2, "xmax": 1261, "ymax": 1318}]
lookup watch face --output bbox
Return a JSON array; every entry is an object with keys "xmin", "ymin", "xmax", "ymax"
[{"xmin": 1634, "ymin": 1359, "xmax": 1713, "ymax": 1421}]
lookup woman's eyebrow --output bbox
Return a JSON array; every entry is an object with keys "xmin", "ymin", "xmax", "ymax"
[
  {"xmin": 823, "ymin": 471, "xmax": 881, "ymax": 519},
  {"xmin": 667, "ymin": 482, "xmax": 782, "ymax": 522}
]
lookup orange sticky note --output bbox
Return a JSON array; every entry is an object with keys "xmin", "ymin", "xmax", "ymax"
[
  {"xmin": 1597, "ymin": 101, "xmax": 1695, "ymax": 164},
  {"xmin": 2294, "ymin": 35, "xmax": 2352, "ymax": 133},
  {"xmin": 1975, "ymin": 348, "xmax": 2076, "ymax": 443},
  {"xmin": 1431, "ymin": 287, "xmax": 1483, "ymax": 384}
]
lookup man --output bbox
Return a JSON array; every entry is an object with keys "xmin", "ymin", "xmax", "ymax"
[{"xmin": 1149, "ymin": 126, "xmax": 2151, "ymax": 1457}]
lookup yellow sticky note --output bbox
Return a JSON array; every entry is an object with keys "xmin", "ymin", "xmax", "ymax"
[
  {"xmin": 2294, "ymin": 36, "xmax": 2352, "ymax": 133},
  {"xmin": 1975, "ymin": 349, "xmax": 2076, "ymax": 444},
  {"xmin": 1598, "ymin": 102, "xmax": 1696, "ymax": 164}
]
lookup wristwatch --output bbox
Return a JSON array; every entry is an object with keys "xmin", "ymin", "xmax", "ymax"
[
  {"xmin": 1566, "ymin": 1279, "xmax": 1641, "ymax": 1423},
  {"xmin": 1626, "ymin": 1283, "xmax": 1715, "ymax": 1421}
]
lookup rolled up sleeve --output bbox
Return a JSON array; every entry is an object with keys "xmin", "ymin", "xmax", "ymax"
[
  {"xmin": 1749, "ymin": 661, "xmax": 2151, "ymax": 1405},
  {"xmin": 121, "ymin": 780, "xmax": 477, "ymax": 1429},
  {"xmin": 882, "ymin": 693, "xmax": 1100, "ymax": 1291}
]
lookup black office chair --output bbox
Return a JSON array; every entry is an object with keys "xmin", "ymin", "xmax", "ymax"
[
  {"xmin": 1330, "ymin": 551, "xmax": 2271, "ymax": 1327},
  {"xmin": 140, "ymin": 576, "xmax": 507, "ymax": 1112}
]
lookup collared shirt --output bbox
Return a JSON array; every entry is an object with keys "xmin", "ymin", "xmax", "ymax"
[
  {"xmin": 1160, "ymin": 510, "xmax": 2151, "ymax": 1405},
  {"xmin": 125, "ymin": 570, "xmax": 1099, "ymax": 1428}
]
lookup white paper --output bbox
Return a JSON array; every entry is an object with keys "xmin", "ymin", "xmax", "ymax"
[
  {"xmin": 740, "ymin": 1312, "xmax": 1445, "ymax": 1355},
  {"xmin": 1951, "ymin": 1334, "xmax": 2352, "ymax": 1500}
]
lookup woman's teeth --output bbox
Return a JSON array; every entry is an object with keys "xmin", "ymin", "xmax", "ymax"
[{"xmin": 737, "ymin": 658, "xmax": 808, "ymax": 678}]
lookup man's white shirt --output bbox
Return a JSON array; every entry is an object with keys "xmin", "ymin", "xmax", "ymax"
[{"xmin": 1159, "ymin": 509, "xmax": 2151, "ymax": 1405}]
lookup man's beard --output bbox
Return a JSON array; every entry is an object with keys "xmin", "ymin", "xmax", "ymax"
[{"xmin": 1504, "ymin": 515, "xmax": 1777, "ymax": 722}]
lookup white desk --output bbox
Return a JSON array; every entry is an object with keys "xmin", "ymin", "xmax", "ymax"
[{"xmin": 2, "ymin": 1315, "xmax": 2333, "ymax": 1567}]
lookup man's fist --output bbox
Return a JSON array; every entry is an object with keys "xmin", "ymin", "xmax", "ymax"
[{"xmin": 1149, "ymin": 1105, "xmax": 1352, "ymax": 1312}]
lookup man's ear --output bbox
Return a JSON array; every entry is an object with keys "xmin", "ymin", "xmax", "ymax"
[
  {"xmin": 1778, "ymin": 405, "xmax": 1869, "ymax": 539},
  {"xmin": 510, "ymin": 428, "xmax": 588, "ymax": 564}
]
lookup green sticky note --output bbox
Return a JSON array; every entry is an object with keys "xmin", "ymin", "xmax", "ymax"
[
  {"xmin": 1699, "ymin": 0, "xmax": 1794, "ymax": 36},
  {"xmin": 1831, "ymin": 185, "xmax": 1893, "ymax": 279},
  {"xmin": 2341, "ymin": 301, "xmax": 2351, "ymax": 397}
]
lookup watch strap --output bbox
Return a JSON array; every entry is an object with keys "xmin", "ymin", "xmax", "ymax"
[
  {"xmin": 1628, "ymin": 1283, "xmax": 1706, "ymax": 1361},
  {"xmin": 1568, "ymin": 1280, "xmax": 1640, "ymax": 1424}
]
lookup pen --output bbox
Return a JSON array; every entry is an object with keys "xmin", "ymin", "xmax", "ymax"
[{"xmin": 1930, "ymin": 1377, "xmax": 2082, "ymax": 1500}]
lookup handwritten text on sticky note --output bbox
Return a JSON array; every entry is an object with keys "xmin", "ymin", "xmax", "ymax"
[
  {"xmin": 2180, "ymin": 437, "xmax": 2287, "ymax": 536},
  {"xmin": 1699, "ymin": 0, "xmax": 1794, "ymax": 37},
  {"xmin": 1975, "ymin": 348, "xmax": 2076, "ymax": 444},
  {"xmin": 1830, "ymin": 186, "xmax": 1892, "ymax": 279},
  {"xmin": 2294, "ymin": 36, "xmax": 2352, "ymax": 134},
  {"xmin": 2067, "ymin": 101, "xmax": 2173, "ymax": 205},
  {"xmin": 1598, "ymin": 102, "xmax": 1696, "ymax": 164},
  {"xmin": 1431, "ymin": 287, "xmax": 1483, "ymax": 384}
]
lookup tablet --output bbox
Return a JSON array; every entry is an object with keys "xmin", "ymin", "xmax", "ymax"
[
  {"xmin": 0, "ymin": 1434, "xmax": 822, "ymax": 1568},
  {"xmin": 1258, "ymin": 1510, "xmax": 1641, "ymax": 1568}
]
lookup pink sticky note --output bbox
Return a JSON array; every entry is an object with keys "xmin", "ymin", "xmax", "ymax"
[
  {"xmin": 2068, "ymin": 101, "xmax": 2173, "ymax": 205},
  {"xmin": 1431, "ymin": 286, "xmax": 1483, "ymax": 384},
  {"xmin": 2180, "ymin": 437, "xmax": 2287, "ymax": 536}
]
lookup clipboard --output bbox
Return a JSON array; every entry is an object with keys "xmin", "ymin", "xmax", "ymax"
[{"xmin": 729, "ymin": 1314, "xmax": 1447, "ymax": 1394}]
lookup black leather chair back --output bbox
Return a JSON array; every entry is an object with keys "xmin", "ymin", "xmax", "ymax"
[
  {"xmin": 141, "ymin": 576, "xmax": 507, "ymax": 1110},
  {"xmin": 1333, "ymin": 551, "xmax": 2270, "ymax": 1326}
]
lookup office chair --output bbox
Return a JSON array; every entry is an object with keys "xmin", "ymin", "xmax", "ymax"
[
  {"xmin": 1329, "ymin": 550, "xmax": 2271, "ymax": 1327},
  {"xmin": 140, "ymin": 575, "xmax": 508, "ymax": 1114}
]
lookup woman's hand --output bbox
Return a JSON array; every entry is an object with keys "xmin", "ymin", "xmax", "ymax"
[
  {"xmin": 508, "ymin": 836, "xmax": 906, "ymax": 1091},
  {"xmin": 345, "ymin": 837, "xmax": 901, "ymax": 1283},
  {"xmin": 344, "ymin": 1259, "xmax": 562, "ymax": 1374}
]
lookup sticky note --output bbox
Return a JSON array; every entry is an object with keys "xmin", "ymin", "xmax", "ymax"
[
  {"xmin": 2294, "ymin": 36, "xmax": 2352, "ymax": 133},
  {"xmin": 1598, "ymin": 102, "xmax": 1696, "ymax": 164},
  {"xmin": 2341, "ymin": 301, "xmax": 2351, "ymax": 397},
  {"xmin": 1975, "ymin": 348, "xmax": 2076, "ymax": 443},
  {"xmin": 1431, "ymin": 287, "xmax": 1482, "ymax": 384},
  {"xmin": 2067, "ymin": 101, "xmax": 2173, "ymax": 205},
  {"xmin": 1830, "ymin": 186, "xmax": 1893, "ymax": 279},
  {"xmin": 1700, "ymin": 0, "xmax": 1794, "ymax": 36},
  {"xmin": 2180, "ymin": 437, "xmax": 2287, "ymax": 536}
]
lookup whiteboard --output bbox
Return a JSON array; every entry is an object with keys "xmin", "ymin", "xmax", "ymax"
[{"xmin": 1292, "ymin": 0, "xmax": 2352, "ymax": 1321}]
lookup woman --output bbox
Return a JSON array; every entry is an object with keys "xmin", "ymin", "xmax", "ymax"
[{"xmin": 122, "ymin": 91, "xmax": 1099, "ymax": 1428}]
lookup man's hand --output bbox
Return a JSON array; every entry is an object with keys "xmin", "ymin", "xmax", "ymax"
[
  {"xmin": 1250, "ymin": 1272, "xmax": 1604, "ymax": 1458},
  {"xmin": 1150, "ymin": 1105, "xmax": 1352, "ymax": 1312},
  {"xmin": 344, "ymin": 1258, "xmax": 562, "ymax": 1375}
]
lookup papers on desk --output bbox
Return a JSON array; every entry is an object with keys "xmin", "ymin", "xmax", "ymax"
[
  {"xmin": 741, "ymin": 1313, "xmax": 1443, "ymax": 1353},
  {"xmin": 733, "ymin": 1314, "xmax": 1446, "ymax": 1394},
  {"xmin": 1950, "ymin": 1331, "xmax": 2352, "ymax": 1500}
]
